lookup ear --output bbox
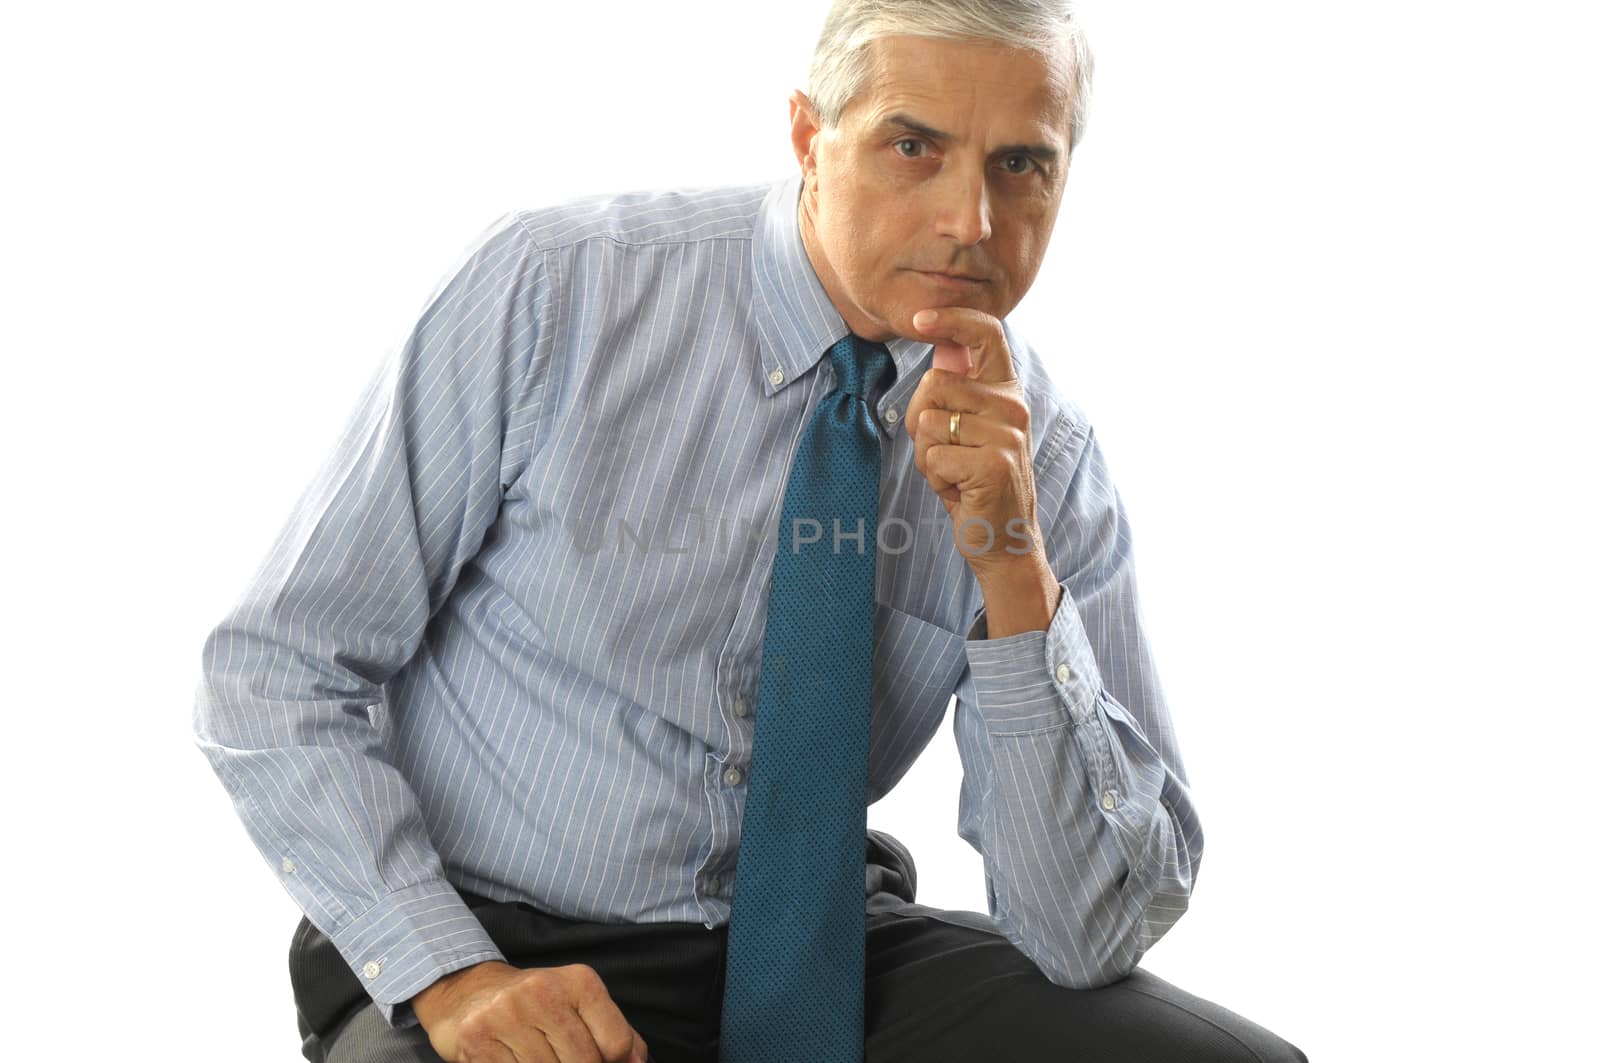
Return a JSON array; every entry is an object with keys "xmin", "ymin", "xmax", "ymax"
[{"xmin": 787, "ymin": 90, "xmax": 822, "ymax": 182}]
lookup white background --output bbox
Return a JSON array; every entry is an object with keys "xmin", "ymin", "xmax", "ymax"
[{"xmin": 3, "ymin": 1, "xmax": 1594, "ymax": 1058}]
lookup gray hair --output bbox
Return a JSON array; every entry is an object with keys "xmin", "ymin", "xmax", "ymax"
[{"xmin": 805, "ymin": 0, "xmax": 1096, "ymax": 154}]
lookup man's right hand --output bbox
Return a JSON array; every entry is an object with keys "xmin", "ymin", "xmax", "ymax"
[{"xmin": 411, "ymin": 959, "xmax": 650, "ymax": 1063}]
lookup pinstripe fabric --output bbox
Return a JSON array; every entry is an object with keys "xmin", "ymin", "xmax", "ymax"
[{"xmin": 192, "ymin": 171, "xmax": 1203, "ymax": 1032}]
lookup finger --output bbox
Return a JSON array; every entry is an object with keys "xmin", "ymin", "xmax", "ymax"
[
  {"xmin": 902, "ymin": 369, "xmax": 985, "ymax": 449},
  {"xmin": 515, "ymin": 1028, "xmax": 564, "ymax": 1063},
  {"xmin": 530, "ymin": 1005, "xmax": 597, "ymax": 1063},
  {"xmin": 915, "ymin": 406, "xmax": 989, "ymax": 450},
  {"xmin": 910, "ymin": 307, "xmax": 1016, "ymax": 385},
  {"xmin": 913, "ymin": 405, "xmax": 991, "ymax": 467},
  {"xmin": 926, "ymin": 442, "xmax": 979, "ymax": 507},
  {"xmin": 924, "ymin": 436, "xmax": 984, "ymax": 490},
  {"xmin": 923, "ymin": 443, "xmax": 1022, "ymax": 556},
  {"xmin": 917, "ymin": 451, "xmax": 958, "ymax": 501},
  {"xmin": 913, "ymin": 410, "xmax": 994, "ymax": 500},
  {"xmin": 901, "ymin": 364, "xmax": 1021, "ymax": 449},
  {"xmin": 485, "ymin": 1036, "xmax": 539, "ymax": 1063},
  {"xmin": 454, "ymin": 1019, "xmax": 555, "ymax": 1063},
  {"xmin": 565, "ymin": 967, "xmax": 643, "ymax": 1063},
  {"xmin": 924, "ymin": 428, "xmax": 1015, "ymax": 512},
  {"xmin": 489, "ymin": 971, "xmax": 583, "ymax": 1063}
]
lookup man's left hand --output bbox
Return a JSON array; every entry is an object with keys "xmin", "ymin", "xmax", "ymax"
[{"xmin": 902, "ymin": 306, "xmax": 1044, "ymax": 581}]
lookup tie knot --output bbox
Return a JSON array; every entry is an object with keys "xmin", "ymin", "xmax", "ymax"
[{"xmin": 827, "ymin": 334, "xmax": 896, "ymax": 402}]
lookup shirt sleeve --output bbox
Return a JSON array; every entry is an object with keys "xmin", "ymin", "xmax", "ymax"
[
  {"xmin": 950, "ymin": 414, "xmax": 1204, "ymax": 989},
  {"xmin": 190, "ymin": 211, "xmax": 556, "ymax": 1028}
]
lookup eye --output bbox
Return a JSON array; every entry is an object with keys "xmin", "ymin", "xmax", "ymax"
[
  {"xmin": 999, "ymin": 153, "xmax": 1036, "ymax": 175},
  {"xmin": 893, "ymin": 138, "xmax": 926, "ymax": 159}
]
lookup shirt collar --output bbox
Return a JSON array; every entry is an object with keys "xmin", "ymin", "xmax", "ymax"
[{"xmin": 751, "ymin": 171, "xmax": 931, "ymax": 436}]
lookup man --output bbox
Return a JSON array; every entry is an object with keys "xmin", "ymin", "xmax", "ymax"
[{"xmin": 193, "ymin": 2, "xmax": 1308, "ymax": 1060}]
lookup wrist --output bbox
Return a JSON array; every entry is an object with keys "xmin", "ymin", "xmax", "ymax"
[
  {"xmin": 410, "ymin": 976, "xmax": 454, "ymax": 1030},
  {"xmin": 412, "ymin": 960, "xmax": 504, "ymax": 1029},
  {"xmin": 974, "ymin": 552, "xmax": 1060, "ymax": 639}
]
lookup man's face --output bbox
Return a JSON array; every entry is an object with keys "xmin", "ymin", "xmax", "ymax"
[{"xmin": 789, "ymin": 34, "xmax": 1074, "ymax": 343}]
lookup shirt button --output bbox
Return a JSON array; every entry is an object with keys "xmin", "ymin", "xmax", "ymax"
[
  {"xmin": 1055, "ymin": 663, "xmax": 1072, "ymax": 683},
  {"xmin": 1101, "ymin": 790, "xmax": 1118, "ymax": 811},
  {"xmin": 884, "ymin": 407, "xmax": 900, "ymax": 424},
  {"xmin": 723, "ymin": 766, "xmax": 744, "ymax": 786},
  {"xmin": 362, "ymin": 960, "xmax": 382, "ymax": 979},
  {"xmin": 733, "ymin": 695, "xmax": 749, "ymax": 717},
  {"xmin": 706, "ymin": 875, "xmax": 721, "ymax": 894},
  {"xmin": 768, "ymin": 368, "xmax": 784, "ymax": 386},
  {"xmin": 281, "ymin": 857, "xmax": 296, "ymax": 874}
]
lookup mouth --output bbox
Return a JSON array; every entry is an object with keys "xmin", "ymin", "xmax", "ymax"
[{"xmin": 911, "ymin": 269, "xmax": 990, "ymax": 290}]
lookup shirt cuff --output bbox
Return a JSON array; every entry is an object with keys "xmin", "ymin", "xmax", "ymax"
[
  {"xmin": 963, "ymin": 580, "xmax": 1102, "ymax": 731},
  {"xmin": 325, "ymin": 878, "xmax": 507, "ymax": 1029}
]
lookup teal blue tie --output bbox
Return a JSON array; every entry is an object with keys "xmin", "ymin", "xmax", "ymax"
[{"xmin": 719, "ymin": 334, "xmax": 897, "ymax": 1062}]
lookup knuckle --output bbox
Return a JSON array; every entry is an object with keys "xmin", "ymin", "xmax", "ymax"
[
  {"xmin": 567, "ymin": 1034, "xmax": 607, "ymax": 1063},
  {"xmin": 566, "ymin": 962, "xmax": 607, "ymax": 994},
  {"xmin": 516, "ymin": 968, "xmax": 564, "ymax": 1007},
  {"xmin": 455, "ymin": 1019, "xmax": 496, "ymax": 1055},
  {"xmin": 595, "ymin": 1028, "xmax": 636, "ymax": 1061},
  {"xmin": 1001, "ymin": 395, "xmax": 1030, "ymax": 426}
]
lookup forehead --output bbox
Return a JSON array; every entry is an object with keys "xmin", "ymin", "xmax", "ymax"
[{"xmin": 848, "ymin": 34, "xmax": 1073, "ymax": 137}]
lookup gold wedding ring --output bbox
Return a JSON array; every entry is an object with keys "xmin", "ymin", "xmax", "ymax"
[{"xmin": 949, "ymin": 410, "xmax": 961, "ymax": 445}]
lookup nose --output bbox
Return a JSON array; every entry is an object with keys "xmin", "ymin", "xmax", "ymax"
[{"xmin": 933, "ymin": 167, "xmax": 992, "ymax": 247}]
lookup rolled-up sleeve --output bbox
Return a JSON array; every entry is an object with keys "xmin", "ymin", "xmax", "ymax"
[
  {"xmin": 951, "ymin": 412, "xmax": 1203, "ymax": 989},
  {"xmin": 191, "ymin": 211, "xmax": 555, "ymax": 1027}
]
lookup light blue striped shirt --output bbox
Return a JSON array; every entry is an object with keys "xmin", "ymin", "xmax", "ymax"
[{"xmin": 192, "ymin": 172, "xmax": 1202, "ymax": 1030}]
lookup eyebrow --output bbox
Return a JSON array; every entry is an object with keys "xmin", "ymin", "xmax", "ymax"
[{"xmin": 880, "ymin": 112, "xmax": 1061, "ymax": 164}]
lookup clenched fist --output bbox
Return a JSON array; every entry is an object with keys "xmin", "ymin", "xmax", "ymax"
[
  {"xmin": 904, "ymin": 306, "xmax": 1046, "ymax": 581},
  {"xmin": 411, "ymin": 959, "xmax": 650, "ymax": 1063}
]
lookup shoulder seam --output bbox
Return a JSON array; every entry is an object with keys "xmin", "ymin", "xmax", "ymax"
[
  {"xmin": 510, "ymin": 210, "xmax": 546, "ymax": 251},
  {"xmin": 510, "ymin": 223, "xmax": 755, "ymax": 254}
]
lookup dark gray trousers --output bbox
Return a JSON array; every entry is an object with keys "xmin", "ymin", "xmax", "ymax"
[{"xmin": 290, "ymin": 831, "xmax": 1308, "ymax": 1062}]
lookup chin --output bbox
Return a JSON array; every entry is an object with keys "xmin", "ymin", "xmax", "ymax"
[{"xmin": 902, "ymin": 286, "xmax": 992, "ymax": 317}]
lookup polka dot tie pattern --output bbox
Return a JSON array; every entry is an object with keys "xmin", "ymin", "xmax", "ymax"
[{"xmin": 718, "ymin": 334, "xmax": 897, "ymax": 1062}]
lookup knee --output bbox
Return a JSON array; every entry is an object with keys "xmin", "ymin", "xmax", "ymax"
[
  {"xmin": 1005, "ymin": 969, "xmax": 1310, "ymax": 1063},
  {"xmin": 1258, "ymin": 1033, "xmax": 1310, "ymax": 1063}
]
